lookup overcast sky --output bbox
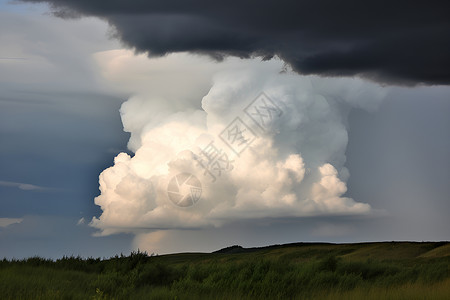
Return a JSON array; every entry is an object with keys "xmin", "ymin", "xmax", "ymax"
[{"xmin": 0, "ymin": 0, "xmax": 449, "ymax": 258}]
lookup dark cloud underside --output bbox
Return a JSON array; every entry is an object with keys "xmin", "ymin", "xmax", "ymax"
[{"xmin": 22, "ymin": 0, "xmax": 450, "ymax": 84}]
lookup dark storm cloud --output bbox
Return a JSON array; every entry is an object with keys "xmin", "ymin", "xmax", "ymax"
[{"xmin": 20, "ymin": 0, "xmax": 450, "ymax": 84}]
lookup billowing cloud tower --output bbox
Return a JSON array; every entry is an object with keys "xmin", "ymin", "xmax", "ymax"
[{"xmin": 90, "ymin": 54, "xmax": 387, "ymax": 236}]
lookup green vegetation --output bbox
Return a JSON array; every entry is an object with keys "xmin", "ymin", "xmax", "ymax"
[{"xmin": 1, "ymin": 242, "xmax": 449, "ymax": 299}]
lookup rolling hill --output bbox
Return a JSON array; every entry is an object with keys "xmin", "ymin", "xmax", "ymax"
[{"xmin": 1, "ymin": 241, "xmax": 449, "ymax": 299}]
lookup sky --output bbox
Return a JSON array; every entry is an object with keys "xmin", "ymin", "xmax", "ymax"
[{"xmin": 0, "ymin": 0, "xmax": 449, "ymax": 258}]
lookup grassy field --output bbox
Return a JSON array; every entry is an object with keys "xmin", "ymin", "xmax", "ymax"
[{"xmin": 0, "ymin": 242, "xmax": 449, "ymax": 299}]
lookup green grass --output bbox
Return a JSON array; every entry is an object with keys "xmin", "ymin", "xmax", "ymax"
[{"xmin": 0, "ymin": 242, "xmax": 449, "ymax": 299}]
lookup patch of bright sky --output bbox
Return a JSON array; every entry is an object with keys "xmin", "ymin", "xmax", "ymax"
[{"xmin": 0, "ymin": 0, "xmax": 49, "ymax": 14}]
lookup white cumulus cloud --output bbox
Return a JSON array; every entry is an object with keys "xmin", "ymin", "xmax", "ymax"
[{"xmin": 90, "ymin": 51, "xmax": 387, "ymax": 235}]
